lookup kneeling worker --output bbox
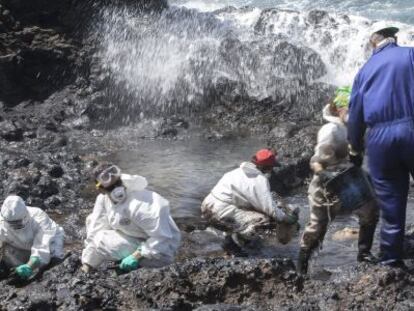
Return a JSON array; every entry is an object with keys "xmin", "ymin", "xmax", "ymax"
[
  {"xmin": 81, "ymin": 163, "xmax": 181, "ymax": 273},
  {"xmin": 297, "ymin": 87, "xmax": 379, "ymax": 275},
  {"xmin": 0, "ymin": 195, "xmax": 65, "ymax": 279},
  {"xmin": 201, "ymin": 149, "xmax": 298, "ymax": 252}
]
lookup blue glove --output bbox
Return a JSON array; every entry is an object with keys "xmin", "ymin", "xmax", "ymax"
[
  {"xmin": 119, "ymin": 255, "xmax": 140, "ymax": 272},
  {"xmin": 15, "ymin": 264, "xmax": 33, "ymax": 279}
]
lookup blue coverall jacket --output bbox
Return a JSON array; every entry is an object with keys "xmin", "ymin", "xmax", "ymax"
[{"xmin": 348, "ymin": 42, "xmax": 414, "ymax": 263}]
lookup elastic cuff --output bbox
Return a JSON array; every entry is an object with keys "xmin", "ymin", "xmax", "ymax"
[
  {"xmin": 30, "ymin": 256, "xmax": 41, "ymax": 266},
  {"xmin": 139, "ymin": 246, "xmax": 157, "ymax": 260}
]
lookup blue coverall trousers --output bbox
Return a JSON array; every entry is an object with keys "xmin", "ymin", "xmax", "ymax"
[{"xmin": 367, "ymin": 118, "xmax": 414, "ymax": 263}]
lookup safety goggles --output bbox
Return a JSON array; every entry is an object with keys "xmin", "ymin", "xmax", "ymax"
[
  {"xmin": 4, "ymin": 216, "xmax": 28, "ymax": 230},
  {"xmin": 96, "ymin": 165, "xmax": 121, "ymax": 189}
]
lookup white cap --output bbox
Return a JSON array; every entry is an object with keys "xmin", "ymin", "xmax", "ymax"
[{"xmin": 1, "ymin": 195, "xmax": 28, "ymax": 222}]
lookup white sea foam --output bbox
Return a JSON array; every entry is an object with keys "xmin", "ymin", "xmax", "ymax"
[
  {"xmin": 171, "ymin": 0, "xmax": 414, "ymax": 25},
  {"xmin": 215, "ymin": 8, "xmax": 414, "ymax": 85},
  {"xmin": 96, "ymin": 3, "xmax": 414, "ymax": 118}
]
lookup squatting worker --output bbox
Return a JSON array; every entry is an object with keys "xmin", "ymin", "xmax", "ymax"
[
  {"xmin": 81, "ymin": 163, "xmax": 181, "ymax": 273},
  {"xmin": 348, "ymin": 27, "xmax": 414, "ymax": 268},
  {"xmin": 297, "ymin": 87, "xmax": 379, "ymax": 275},
  {"xmin": 201, "ymin": 149, "xmax": 298, "ymax": 254},
  {"xmin": 0, "ymin": 195, "xmax": 65, "ymax": 280}
]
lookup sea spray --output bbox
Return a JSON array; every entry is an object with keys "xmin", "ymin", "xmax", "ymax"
[{"xmin": 95, "ymin": 6, "xmax": 333, "ymax": 123}]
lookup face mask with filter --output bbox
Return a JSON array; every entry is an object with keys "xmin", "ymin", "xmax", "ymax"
[{"xmin": 110, "ymin": 186, "xmax": 127, "ymax": 204}]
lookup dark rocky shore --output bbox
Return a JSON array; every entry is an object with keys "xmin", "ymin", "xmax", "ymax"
[
  {"xmin": 1, "ymin": 0, "xmax": 414, "ymax": 310},
  {"xmin": 2, "ymin": 252, "xmax": 414, "ymax": 310}
]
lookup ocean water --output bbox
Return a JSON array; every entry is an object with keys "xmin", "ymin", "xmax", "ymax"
[
  {"xmin": 98, "ymin": 0, "xmax": 414, "ymax": 114},
  {"xmin": 171, "ymin": 0, "xmax": 414, "ymax": 25}
]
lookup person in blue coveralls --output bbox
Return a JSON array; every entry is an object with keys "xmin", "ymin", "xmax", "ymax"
[{"xmin": 347, "ymin": 27, "xmax": 414, "ymax": 268}]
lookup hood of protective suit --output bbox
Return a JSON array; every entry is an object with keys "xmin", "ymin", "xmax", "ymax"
[
  {"xmin": 1, "ymin": 196, "xmax": 28, "ymax": 222},
  {"xmin": 121, "ymin": 174, "xmax": 148, "ymax": 192},
  {"xmin": 240, "ymin": 162, "xmax": 263, "ymax": 177},
  {"xmin": 322, "ymin": 104, "xmax": 345, "ymax": 125},
  {"xmin": 311, "ymin": 105, "xmax": 349, "ymax": 168}
]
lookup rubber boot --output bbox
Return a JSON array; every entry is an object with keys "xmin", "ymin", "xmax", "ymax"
[
  {"xmin": 380, "ymin": 259, "xmax": 408, "ymax": 270},
  {"xmin": 222, "ymin": 234, "xmax": 247, "ymax": 257},
  {"xmin": 297, "ymin": 248, "xmax": 312, "ymax": 275},
  {"xmin": 357, "ymin": 224, "xmax": 378, "ymax": 263}
]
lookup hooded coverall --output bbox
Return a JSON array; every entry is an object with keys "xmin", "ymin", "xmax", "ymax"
[
  {"xmin": 0, "ymin": 207, "xmax": 65, "ymax": 267},
  {"xmin": 300, "ymin": 105, "xmax": 379, "ymax": 253},
  {"xmin": 348, "ymin": 42, "xmax": 414, "ymax": 263},
  {"xmin": 201, "ymin": 162, "xmax": 289, "ymax": 242},
  {"xmin": 82, "ymin": 174, "xmax": 181, "ymax": 268}
]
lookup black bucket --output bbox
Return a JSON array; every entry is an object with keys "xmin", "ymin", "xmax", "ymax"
[{"xmin": 325, "ymin": 166, "xmax": 375, "ymax": 213}]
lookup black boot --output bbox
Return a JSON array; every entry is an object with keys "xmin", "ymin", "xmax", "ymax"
[
  {"xmin": 297, "ymin": 248, "xmax": 312, "ymax": 275},
  {"xmin": 357, "ymin": 224, "xmax": 378, "ymax": 263},
  {"xmin": 381, "ymin": 260, "xmax": 408, "ymax": 270},
  {"xmin": 222, "ymin": 234, "xmax": 247, "ymax": 257},
  {"xmin": 357, "ymin": 252, "xmax": 378, "ymax": 263}
]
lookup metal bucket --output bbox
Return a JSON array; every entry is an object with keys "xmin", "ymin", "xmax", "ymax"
[{"xmin": 325, "ymin": 166, "xmax": 375, "ymax": 213}]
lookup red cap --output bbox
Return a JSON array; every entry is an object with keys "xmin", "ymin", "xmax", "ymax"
[{"xmin": 252, "ymin": 149, "xmax": 277, "ymax": 167}]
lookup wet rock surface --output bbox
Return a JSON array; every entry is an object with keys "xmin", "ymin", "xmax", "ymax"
[
  {"xmin": 1, "ymin": 251, "xmax": 414, "ymax": 310},
  {"xmin": 0, "ymin": 254, "xmax": 299, "ymax": 310}
]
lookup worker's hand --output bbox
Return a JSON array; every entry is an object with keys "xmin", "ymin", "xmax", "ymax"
[
  {"xmin": 15, "ymin": 264, "xmax": 33, "ymax": 279},
  {"xmin": 119, "ymin": 254, "xmax": 140, "ymax": 272},
  {"xmin": 310, "ymin": 162, "xmax": 324, "ymax": 173},
  {"xmin": 283, "ymin": 213, "xmax": 298, "ymax": 225},
  {"xmin": 349, "ymin": 153, "xmax": 363, "ymax": 167}
]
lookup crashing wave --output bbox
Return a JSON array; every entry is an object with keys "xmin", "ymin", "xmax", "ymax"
[{"xmin": 93, "ymin": 4, "xmax": 414, "ymax": 123}]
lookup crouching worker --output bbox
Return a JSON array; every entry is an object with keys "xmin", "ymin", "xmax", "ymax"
[
  {"xmin": 201, "ymin": 149, "xmax": 298, "ymax": 254},
  {"xmin": 0, "ymin": 195, "xmax": 65, "ymax": 280},
  {"xmin": 81, "ymin": 163, "xmax": 181, "ymax": 273},
  {"xmin": 297, "ymin": 87, "xmax": 379, "ymax": 275}
]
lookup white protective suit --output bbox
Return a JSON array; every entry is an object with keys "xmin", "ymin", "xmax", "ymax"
[
  {"xmin": 0, "ymin": 196, "xmax": 65, "ymax": 267},
  {"xmin": 201, "ymin": 162, "xmax": 288, "ymax": 236},
  {"xmin": 310, "ymin": 104, "xmax": 349, "ymax": 169},
  {"xmin": 82, "ymin": 174, "xmax": 181, "ymax": 268}
]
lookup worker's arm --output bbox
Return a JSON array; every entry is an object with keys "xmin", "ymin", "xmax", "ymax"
[
  {"xmin": 119, "ymin": 200, "xmax": 172, "ymax": 272},
  {"xmin": 310, "ymin": 161, "xmax": 324, "ymax": 173},
  {"xmin": 31, "ymin": 211, "xmax": 57, "ymax": 266},
  {"xmin": 347, "ymin": 74, "xmax": 366, "ymax": 153},
  {"xmin": 251, "ymin": 177, "xmax": 287, "ymax": 221},
  {"xmin": 84, "ymin": 194, "xmax": 110, "ymax": 244},
  {"xmin": 133, "ymin": 195, "xmax": 179, "ymax": 261},
  {"xmin": 309, "ymin": 144, "xmax": 336, "ymax": 172}
]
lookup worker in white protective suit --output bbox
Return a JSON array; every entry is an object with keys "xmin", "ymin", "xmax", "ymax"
[
  {"xmin": 297, "ymin": 87, "xmax": 379, "ymax": 275},
  {"xmin": 0, "ymin": 195, "xmax": 65, "ymax": 280},
  {"xmin": 81, "ymin": 163, "xmax": 181, "ymax": 273},
  {"xmin": 201, "ymin": 149, "xmax": 298, "ymax": 254}
]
